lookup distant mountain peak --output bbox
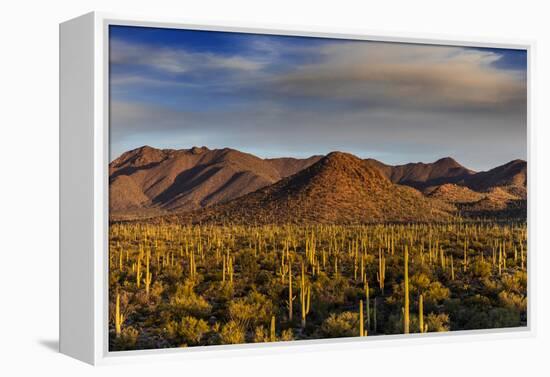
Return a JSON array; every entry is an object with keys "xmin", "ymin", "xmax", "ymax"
[
  {"xmin": 434, "ymin": 156, "xmax": 460, "ymax": 165},
  {"xmin": 189, "ymin": 146, "xmax": 209, "ymax": 154},
  {"xmin": 322, "ymin": 151, "xmax": 363, "ymax": 167}
]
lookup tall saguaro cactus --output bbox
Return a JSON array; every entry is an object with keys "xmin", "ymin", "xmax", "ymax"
[
  {"xmin": 300, "ymin": 263, "xmax": 311, "ymax": 328},
  {"xmin": 450, "ymin": 255, "xmax": 455, "ymax": 281},
  {"xmin": 404, "ymin": 245, "xmax": 410, "ymax": 334},
  {"xmin": 359, "ymin": 299, "xmax": 365, "ymax": 336},
  {"xmin": 288, "ymin": 260, "xmax": 294, "ymax": 321},
  {"xmin": 145, "ymin": 251, "xmax": 152, "ymax": 296},
  {"xmin": 136, "ymin": 257, "xmax": 142, "ymax": 288},
  {"xmin": 377, "ymin": 248, "xmax": 386, "ymax": 294},
  {"xmin": 270, "ymin": 315, "xmax": 276, "ymax": 342},
  {"xmin": 115, "ymin": 293, "xmax": 124, "ymax": 338},
  {"xmin": 419, "ymin": 294, "xmax": 427, "ymax": 333},
  {"xmin": 364, "ymin": 279, "xmax": 370, "ymax": 331}
]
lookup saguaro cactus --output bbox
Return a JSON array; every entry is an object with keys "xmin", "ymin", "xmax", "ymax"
[
  {"xmin": 115, "ymin": 293, "xmax": 124, "ymax": 338},
  {"xmin": 222, "ymin": 254, "xmax": 226, "ymax": 282},
  {"xmin": 270, "ymin": 315, "xmax": 276, "ymax": 342},
  {"xmin": 463, "ymin": 240, "xmax": 468, "ymax": 272},
  {"xmin": 288, "ymin": 260, "xmax": 294, "ymax": 321},
  {"xmin": 228, "ymin": 255, "xmax": 234, "ymax": 284},
  {"xmin": 145, "ymin": 251, "xmax": 152, "ymax": 296},
  {"xmin": 404, "ymin": 245, "xmax": 410, "ymax": 334},
  {"xmin": 377, "ymin": 248, "xmax": 386, "ymax": 294},
  {"xmin": 373, "ymin": 297, "xmax": 377, "ymax": 333},
  {"xmin": 300, "ymin": 263, "xmax": 311, "ymax": 328},
  {"xmin": 136, "ymin": 257, "xmax": 142, "ymax": 288},
  {"xmin": 450, "ymin": 255, "xmax": 455, "ymax": 281},
  {"xmin": 419, "ymin": 294, "xmax": 427, "ymax": 333},
  {"xmin": 359, "ymin": 299, "xmax": 365, "ymax": 336},
  {"xmin": 364, "ymin": 279, "xmax": 370, "ymax": 331},
  {"xmin": 189, "ymin": 251, "xmax": 197, "ymax": 280}
]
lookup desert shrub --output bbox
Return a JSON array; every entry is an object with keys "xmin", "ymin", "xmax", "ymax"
[
  {"xmin": 112, "ymin": 326, "xmax": 139, "ymax": 350},
  {"xmin": 253, "ymin": 326, "xmax": 269, "ymax": 343},
  {"xmin": 165, "ymin": 320, "xmax": 179, "ymax": 340},
  {"xmin": 471, "ymin": 259, "xmax": 492, "ymax": 278},
  {"xmin": 255, "ymin": 270, "xmax": 272, "ymax": 286},
  {"xmin": 237, "ymin": 249, "xmax": 259, "ymax": 279},
  {"xmin": 220, "ymin": 320, "xmax": 245, "ymax": 344},
  {"xmin": 179, "ymin": 316, "xmax": 209, "ymax": 345},
  {"xmin": 163, "ymin": 264, "xmax": 184, "ymax": 284},
  {"xmin": 498, "ymin": 291, "xmax": 527, "ymax": 313},
  {"xmin": 313, "ymin": 274, "xmax": 347, "ymax": 306},
  {"xmin": 320, "ymin": 312, "xmax": 359, "ymax": 338},
  {"xmin": 169, "ymin": 280, "xmax": 211, "ymax": 318},
  {"xmin": 203, "ymin": 281, "xmax": 234, "ymax": 303},
  {"xmin": 425, "ymin": 313, "xmax": 450, "ymax": 332},
  {"xmin": 467, "ymin": 293, "xmax": 491, "ymax": 309},
  {"xmin": 280, "ymin": 328, "xmax": 294, "ymax": 341},
  {"xmin": 411, "ymin": 272, "xmax": 431, "ymax": 293},
  {"xmin": 502, "ymin": 272, "xmax": 526, "ymax": 293},
  {"xmin": 228, "ymin": 291, "xmax": 273, "ymax": 329},
  {"xmin": 424, "ymin": 282, "xmax": 450, "ymax": 306}
]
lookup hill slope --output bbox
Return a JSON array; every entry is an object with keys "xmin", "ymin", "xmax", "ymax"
[
  {"xmin": 175, "ymin": 152, "xmax": 455, "ymax": 224},
  {"xmin": 364, "ymin": 157, "xmax": 475, "ymax": 189},
  {"xmin": 109, "ymin": 146, "xmax": 320, "ymax": 216},
  {"xmin": 463, "ymin": 159, "xmax": 527, "ymax": 193}
]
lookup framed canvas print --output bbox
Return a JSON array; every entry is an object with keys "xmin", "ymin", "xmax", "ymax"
[{"xmin": 60, "ymin": 12, "xmax": 533, "ymax": 365}]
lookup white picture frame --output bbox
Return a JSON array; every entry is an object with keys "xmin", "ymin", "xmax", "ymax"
[{"xmin": 59, "ymin": 11, "xmax": 535, "ymax": 365}]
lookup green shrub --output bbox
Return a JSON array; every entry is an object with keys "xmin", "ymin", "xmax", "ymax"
[
  {"xmin": 220, "ymin": 320, "xmax": 246, "ymax": 344},
  {"xmin": 425, "ymin": 313, "xmax": 450, "ymax": 332},
  {"xmin": 228, "ymin": 291, "xmax": 273, "ymax": 329},
  {"xmin": 112, "ymin": 326, "xmax": 139, "ymax": 350},
  {"xmin": 320, "ymin": 312, "xmax": 359, "ymax": 338},
  {"xmin": 169, "ymin": 280, "xmax": 211, "ymax": 318},
  {"xmin": 179, "ymin": 316, "xmax": 209, "ymax": 345},
  {"xmin": 471, "ymin": 259, "xmax": 492, "ymax": 278}
]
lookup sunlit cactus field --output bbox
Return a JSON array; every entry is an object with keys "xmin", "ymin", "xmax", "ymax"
[{"xmin": 109, "ymin": 221, "xmax": 527, "ymax": 351}]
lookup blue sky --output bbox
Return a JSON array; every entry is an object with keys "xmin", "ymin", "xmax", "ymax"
[{"xmin": 109, "ymin": 25, "xmax": 527, "ymax": 171}]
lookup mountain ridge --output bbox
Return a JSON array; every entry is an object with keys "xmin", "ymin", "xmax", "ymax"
[
  {"xmin": 171, "ymin": 151, "xmax": 455, "ymax": 224},
  {"xmin": 109, "ymin": 145, "xmax": 526, "ymax": 222},
  {"xmin": 109, "ymin": 146, "xmax": 322, "ymax": 215}
]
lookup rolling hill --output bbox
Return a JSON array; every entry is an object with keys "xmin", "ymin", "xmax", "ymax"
[
  {"xmin": 109, "ymin": 146, "xmax": 321, "ymax": 217},
  {"xmin": 172, "ymin": 152, "xmax": 455, "ymax": 224},
  {"xmin": 364, "ymin": 157, "xmax": 474, "ymax": 189}
]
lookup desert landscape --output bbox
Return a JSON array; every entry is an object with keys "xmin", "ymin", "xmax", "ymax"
[
  {"xmin": 108, "ymin": 25, "xmax": 527, "ymax": 351},
  {"xmin": 108, "ymin": 145, "xmax": 527, "ymax": 350}
]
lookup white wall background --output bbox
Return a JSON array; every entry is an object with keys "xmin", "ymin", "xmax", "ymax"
[{"xmin": 1, "ymin": 0, "xmax": 548, "ymax": 374}]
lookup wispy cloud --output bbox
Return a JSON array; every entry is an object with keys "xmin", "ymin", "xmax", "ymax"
[
  {"xmin": 269, "ymin": 42, "xmax": 526, "ymax": 113},
  {"xmin": 111, "ymin": 39, "xmax": 267, "ymax": 74},
  {"xmin": 109, "ymin": 28, "xmax": 527, "ymax": 170}
]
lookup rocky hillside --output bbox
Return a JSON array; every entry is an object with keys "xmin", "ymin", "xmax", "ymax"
[
  {"xmin": 172, "ymin": 152, "xmax": 455, "ymax": 225},
  {"xmin": 109, "ymin": 146, "xmax": 321, "ymax": 217}
]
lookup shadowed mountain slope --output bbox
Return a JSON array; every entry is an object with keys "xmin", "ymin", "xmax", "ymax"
[
  {"xmin": 364, "ymin": 157, "xmax": 475, "ymax": 189},
  {"xmin": 424, "ymin": 160, "xmax": 527, "ymax": 219},
  {"xmin": 266, "ymin": 156, "xmax": 323, "ymax": 178},
  {"xmin": 462, "ymin": 159, "xmax": 527, "ymax": 193}
]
